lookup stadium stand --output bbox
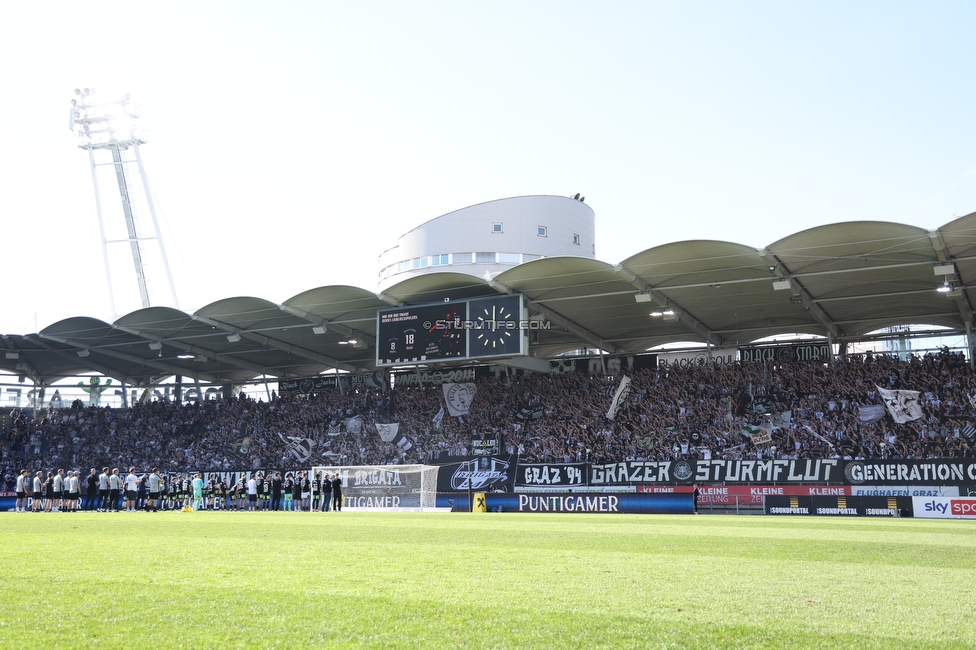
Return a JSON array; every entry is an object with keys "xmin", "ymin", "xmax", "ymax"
[{"xmin": 3, "ymin": 349, "xmax": 974, "ymax": 486}]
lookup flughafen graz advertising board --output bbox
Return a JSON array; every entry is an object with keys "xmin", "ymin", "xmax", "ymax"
[{"xmin": 376, "ymin": 294, "xmax": 528, "ymax": 366}]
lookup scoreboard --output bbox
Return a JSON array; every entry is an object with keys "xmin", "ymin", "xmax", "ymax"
[{"xmin": 376, "ymin": 294, "xmax": 525, "ymax": 366}]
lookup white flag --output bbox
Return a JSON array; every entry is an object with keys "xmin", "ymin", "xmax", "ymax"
[
  {"xmin": 444, "ymin": 383, "xmax": 477, "ymax": 417},
  {"xmin": 968, "ymin": 394, "xmax": 976, "ymax": 411},
  {"xmin": 432, "ymin": 406, "xmax": 445, "ymax": 429},
  {"xmin": 344, "ymin": 415, "xmax": 363, "ymax": 435},
  {"xmin": 771, "ymin": 410, "xmax": 792, "ymax": 430},
  {"xmin": 857, "ymin": 404, "xmax": 886, "ymax": 424},
  {"xmin": 875, "ymin": 385, "xmax": 923, "ymax": 424},
  {"xmin": 606, "ymin": 376, "xmax": 632, "ymax": 420},
  {"xmin": 375, "ymin": 422, "xmax": 400, "ymax": 443},
  {"xmin": 803, "ymin": 425, "xmax": 836, "ymax": 449}
]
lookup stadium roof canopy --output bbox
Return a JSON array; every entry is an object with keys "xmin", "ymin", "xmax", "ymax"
[{"xmin": 3, "ymin": 211, "xmax": 976, "ymax": 387}]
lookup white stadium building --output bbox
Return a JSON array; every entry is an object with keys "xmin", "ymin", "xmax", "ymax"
[{"xmin": 377, "ymin": 195, "xmax": 595, "ymax": 291}]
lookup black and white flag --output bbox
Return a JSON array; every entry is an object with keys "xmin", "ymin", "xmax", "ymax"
[
  {"xmin": 277, "ymin": 432, "xmax": 314, "ymax": 463},
  {"xmin": 606, "ymin": 376, "xmax": 632, "ymax": 420},
  {"xmin": 375, "ymin": 422, "xmax": 400, "ymax": 443},
  {"xmin": 876, "ymin": 385, "xmax": 923, "ymax": 424},
  {"xmin": 444, "ymin": 383, "xmax": 477, "ymax": 417}
]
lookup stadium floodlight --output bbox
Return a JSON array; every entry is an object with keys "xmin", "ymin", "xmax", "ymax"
[
  {"xmin": 226, "ymin": 333, "xmax": 242, "ymax": 343},
  {"xmin": 937, "ymin": 279, "xmax": 951, "ymax": 293},
  {"xmin": 772, "ymin": 279, "xmax": 792, "ymax": 291},
  {"xmin": 634, "ymin": 292, "xmax": 652, "ymax": 303},
  {"xmin": 68, "ymin": 88, "xmax": 179, "ymax": 317},
  {"xmin": 312, "ymin": 325, "xmax": 327, "ymax": 335},
  {"xmin": 649, "ymin": 310, "xmax": 663, "ymax": 317},
  {"xmin": 5, "ymin": 352, "xmax": 18, "ymax": 359},
  {"xmin": 77, "ymin": 349, "xmax": 90, "ymax": 357},
  {"xmin": 934, "ymin": 264, "xmax": 956, "ymax": 276},
  {"xmin": 148, "ymin": 342, "xmax": 163, "ymax": 350}
]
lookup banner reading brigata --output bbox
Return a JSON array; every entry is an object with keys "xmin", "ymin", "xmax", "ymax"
[{"xmin": 435, "ymin": 455, "xmax": 517, "ymax": 492}]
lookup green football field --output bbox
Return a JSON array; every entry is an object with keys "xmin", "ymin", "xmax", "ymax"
[{"xmin": 1, "ymin": 511, "xmax": 974, "ymax": 649}]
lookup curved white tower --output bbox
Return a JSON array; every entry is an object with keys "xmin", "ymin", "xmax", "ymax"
[{"xmin": 378, "ymin": 195, "xmax": 595, "ymax": 291}]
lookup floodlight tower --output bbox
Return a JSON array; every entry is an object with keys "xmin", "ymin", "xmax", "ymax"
[{"xmin": 69, "ymin": 88, "xmax": 179, "ymax": 316}]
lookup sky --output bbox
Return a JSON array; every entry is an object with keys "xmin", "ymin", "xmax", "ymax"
[{"xmin": 1, "ymin": 1, "xmax": 975, "ymax": 334}]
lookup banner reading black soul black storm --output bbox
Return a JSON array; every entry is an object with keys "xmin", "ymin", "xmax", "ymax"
[{"xmin": 739, "ymin": 343, "xmax": 831, "ymax": 363}]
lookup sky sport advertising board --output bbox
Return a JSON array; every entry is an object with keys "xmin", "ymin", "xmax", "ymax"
[{"xmin": 912, "ymin": 496, "xmax": 976, "ymax": 519}]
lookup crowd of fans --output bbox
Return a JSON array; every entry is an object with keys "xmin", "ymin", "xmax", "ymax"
[{"xmin": 2, "ymin": 349, "xmax": 975, "ymax": 488}]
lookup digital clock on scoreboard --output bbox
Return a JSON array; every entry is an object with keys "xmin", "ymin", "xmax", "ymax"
[{"xmin": 376, "ymin": 302, "xmax": 469, "ymax": 366}]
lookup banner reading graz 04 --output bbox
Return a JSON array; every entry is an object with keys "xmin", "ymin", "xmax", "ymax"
[
  {"xmin": 436, "ymin": 455, "xmax": 517, "ymax": 492},
  {"xmin": 844, "ymin": 459, "xmax": 976, "ymax": 486},
  {"xmin": 516, "ymin": 463, "xmax": 588, "ymax": 488},
  {"xmin": 588, "ymin": 459, "xmax": 843, "ymax": 486}
]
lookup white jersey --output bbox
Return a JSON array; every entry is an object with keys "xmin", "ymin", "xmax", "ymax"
[
  {"xmin": 33, "ymin": 476, "xmax": 42, "ymax": 493},
  {"xmin": 16, "ymin": 475, "xmax": 25, "ymax": 492},
  {"xmin": 149, "ymin": 473, "xmax": 161, "ymax": 492},
  {"xmin": 247, "ymin": 478, "xmax": 257, "ymax": 495},
  {"xmin": 98, "ymin": 473, "xmax": 110, "ymax": 490},
  {"xmin": 124, "ymin": 473, "xmax": 139, "ymax": 491},
  {"xmin": 69, "ymin": 476, "xmax": 80, "ymax": 493},
  {"xmin": 53, "ymin": 475, "xmax": 63, "ymax": 493},
  {"xmin": 109, "ymin": 474, "xmax": 120, "ymax": 490}
]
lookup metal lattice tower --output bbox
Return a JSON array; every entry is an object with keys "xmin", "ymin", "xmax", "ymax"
[{"xmin": 69, "ymin": 88, "xmax": 179, "ymax": 316}]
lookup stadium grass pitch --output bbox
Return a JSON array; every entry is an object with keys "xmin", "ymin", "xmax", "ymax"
[{"xmin": 2, "ymin": 512, "xmax": 974, "ymax": 649}]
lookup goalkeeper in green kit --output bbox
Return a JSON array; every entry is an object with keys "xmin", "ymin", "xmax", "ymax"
[{"xmin": 192, "ymin": 473, "xmax": 204, "ymax": 511}]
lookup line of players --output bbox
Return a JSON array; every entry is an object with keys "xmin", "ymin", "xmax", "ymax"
[{"xmin": 12, "ymin": 467, "xmax": 344, "ymax": 513}]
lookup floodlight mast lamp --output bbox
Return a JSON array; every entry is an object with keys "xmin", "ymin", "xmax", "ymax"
[{"xmin": 69, "ymin": 88, "xmax": 179, "ymax": 316}]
